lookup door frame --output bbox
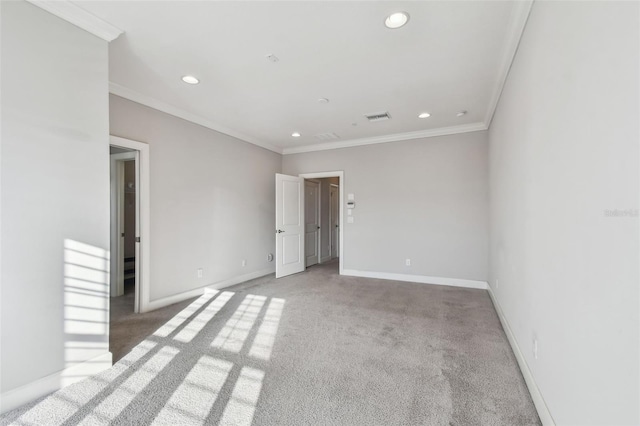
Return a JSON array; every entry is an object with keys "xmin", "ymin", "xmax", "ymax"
[
  {"xmin": 299, "ymin": 171, "xmax": 344, "ymax": 275},
  {"xmin": 109, "ymin": 135, "xmax": 151, "ymax": 313},
  {"xmin": 304, "ymin": 179, "xmax": 321, "ymax": 267},
  {"xmin": 329, "ymin": 183, "xmax": 340, "ymax": 259}
]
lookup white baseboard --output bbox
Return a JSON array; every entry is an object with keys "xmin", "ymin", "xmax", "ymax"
[
  {"xmin": 145, "ymin": 267, "xmax": 275, "ymax": 312},
  {"xmin": 487, "ymin": 285, "xmax": 555, "ymax": 425},
  {"xmin": 145, "ymin": 287, "xmax": 207, "ymax": 312},
  {"xmin": 0, "ymin": 352, "xmax": 112, "ymax": 415},
  {"xmin": 342, "ymin": 269, "xmax": 488, "ymax": 290},
  {"xmin": 206, "ymin": 267, "xmax": 275, "ymax": 291}
]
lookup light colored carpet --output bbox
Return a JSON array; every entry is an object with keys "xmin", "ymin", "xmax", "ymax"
[{"xmin": 1, "ymin": 260, "xmax": 540, "ymax": 425}]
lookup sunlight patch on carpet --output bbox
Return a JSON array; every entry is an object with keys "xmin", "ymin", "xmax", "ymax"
[
  {"xmin": 153, "ymin": 292, "xmax": 217, "ymax": 338},
  {"xmin": 77, "ymin": 346, "xmax": 179, "ymax": 425},
  {"xmin": 249, "ymin": 297, "xmax": 285, "ymax": 361},
  {"xmin": 174, "ymin": 291, "xmax": 234, "ymax": 343},
  {"xmin": 211, "ymin": 294, "xmax": 266, "ymax": 353},
  {"xmin": 153, "ymin": 356, "xmax": 233, "ymax": 425},
  {"xmin": 219, "ymin": 367, "xmax": 265, "ymax": 426}
]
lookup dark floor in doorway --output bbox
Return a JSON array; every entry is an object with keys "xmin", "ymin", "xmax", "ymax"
[{"xmin": 109, "ymin": 279, "xmax": 198, "ymax": 362}]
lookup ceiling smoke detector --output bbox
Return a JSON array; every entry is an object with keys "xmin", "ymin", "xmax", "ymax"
[{"xmin": 365, "ymin": 112, "xmax": 391, "ymax": 122}]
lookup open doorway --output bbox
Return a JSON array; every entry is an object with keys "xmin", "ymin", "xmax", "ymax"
[
  {"xmin": 110, "ymin": 146, "xmax": 138, "ymax": 315},
  {"xmin": 304, "ymin": 179, "xmax": 321, "ymax": 267},
  {"xmin": 330, "ymin": 183, "xmax": 340, "ymax": 259},
  {"xmin": 109, "ymin": 136, "xmax": 151, "ymax": 361},
  {"xmin": 109, "ymin": 135, "xmax": 150, "ymax": 317},
  {"xmin": 274, "ymin": 171, "xmax": 343, "ymax": 278},
  {"xmin": 300, "ymin": 173, "xmax": 342, "ymax": 274},
  {"xmin": 303, "ymin": 177, "xmax": 340, "ymax": 268}
]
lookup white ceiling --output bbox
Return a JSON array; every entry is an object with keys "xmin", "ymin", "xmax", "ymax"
[{"xmin": 70, "ymin": 1, "xmax": 530, "ymax": 154}]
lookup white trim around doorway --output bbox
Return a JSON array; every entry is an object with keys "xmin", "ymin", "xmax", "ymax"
[
  {"xmin": 329, "ymin": 183, "xmax": 340, "ymax": 260},
  {"xmin": 298, "ymin": 171, "xmax": 344, "ymax": 276},
  {"xmin": 110, "ymin": 135, "xmax": 151, "ymax": 313},
  {"xmin": 304, "ymin": 179, "xmax": 322, "ymax": 267}
]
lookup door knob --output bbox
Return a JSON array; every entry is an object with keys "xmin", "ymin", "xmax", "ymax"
[
  {"xmin": 276, "ymin": 229, "xmax": 284, "ymax": 233},
  {"xmin": 317, "ymin": 226, "xmax": 320, "ymax": 230}
]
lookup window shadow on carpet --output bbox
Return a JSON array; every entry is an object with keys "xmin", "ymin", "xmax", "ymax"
[{"xmin": 7, "ymin": 289, "xmax": 286, "ymax": 426}]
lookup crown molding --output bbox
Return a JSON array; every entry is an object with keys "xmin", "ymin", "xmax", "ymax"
[
  {"xmin": 30, "ymin": 0, "xmax": 532, "ymax": 156},
  {"xmin": 26, "ymin": 1, "xmax": 123, "ymax": 42},
  {"xmin": 483, "ymin": 0, "xmax": 534, "ymax": 127},
  {"xmin": 282, "ymin": 122, "xmax": 488, "ymax": 155},
  {"xmin": 111, "ymin": 81, "xmax": 485, "ymax": 155},
  {"xmin": 106, "ymin": 1, "xmax": 530, "ymax": 157},
  {"xmin": 109, "ymin": 83, "xmax": 283, "ymax": 154}
]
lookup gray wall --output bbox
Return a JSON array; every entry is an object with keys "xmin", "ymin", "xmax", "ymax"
[
  {"xmin": 1, "ymin": 0, "xmax": 110, "ymax": 393},
  {"xmin": 284, "ymin": 131, "xmax": 489, "ymax": 282},
  {"xmin": 109, "ymin": 95, "xmax": 281, "ymax": 301},
  {"xmin": 488, "ymin": 1, "xmax": 639, "ymax": 424}
]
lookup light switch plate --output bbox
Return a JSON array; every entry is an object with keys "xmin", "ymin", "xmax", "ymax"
[{"xmin": 347, "ymin": 216, "xmax": 354, "ymax": 223}]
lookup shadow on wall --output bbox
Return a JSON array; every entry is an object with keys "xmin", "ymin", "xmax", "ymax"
[
  {"xmin": 62, "ymin": 239, "xmax": 111, "ymax": 387},
  {"xmin": 10, "ymin": 276, "xmax": 286, "ymax": 426}
]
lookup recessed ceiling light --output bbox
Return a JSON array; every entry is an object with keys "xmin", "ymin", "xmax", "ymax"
[
  {"xmin": 318, "ymin": 98, "xmax": 330, "ymax": 104},
  {"xmin": 291, "ymin": 132, "xmax": 301, "ymax": 138},
  {"xmin": 181, "ymin": 75, "xmax": 199, "ymax": 85},
  {"xmin": 385, "ymin": 12, "xmax": 410, "ymax": 29},
  {"xmin": 456, "ymin": 110, "xmax": 468, "ymax": 117},
  {"xmin": 418, "ymin": 112, "xmax": 431, "ymax": 119}
]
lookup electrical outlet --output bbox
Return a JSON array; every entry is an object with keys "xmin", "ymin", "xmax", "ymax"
[
  {"xmin": 241, "ymin": 259, "xmax": 247, "ymax": 267},
  {"xmin": 267, "ymin": 253, "xmax": 273, "ymax": 262},
  {"xmin": 405, "ymin": 258, "xmax": 411, "ymax": 266},
  {"xmin": 197, "ymin": 268, "xmax": 203, "ymax": 278}
]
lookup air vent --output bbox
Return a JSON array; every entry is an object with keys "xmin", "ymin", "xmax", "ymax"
[
  {"xmin": 314, "ymin": 132, "xmax": 340, "ymax": 141},
  {"xmin": 365, "ymin": 112, "xmax": 391, "ymax": 122}
]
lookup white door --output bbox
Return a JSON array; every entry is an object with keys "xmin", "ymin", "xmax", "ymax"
[
  {"xmin": 275, "ymin": 173, "xmax": 305, "ymax": 278},
  {"xmin": 330, "ymin": 184, "xmax": 339, "ymax": 258},
  {"xmin": 305, "ymin": 180, "xmax": 320, "ymax": 267}
]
